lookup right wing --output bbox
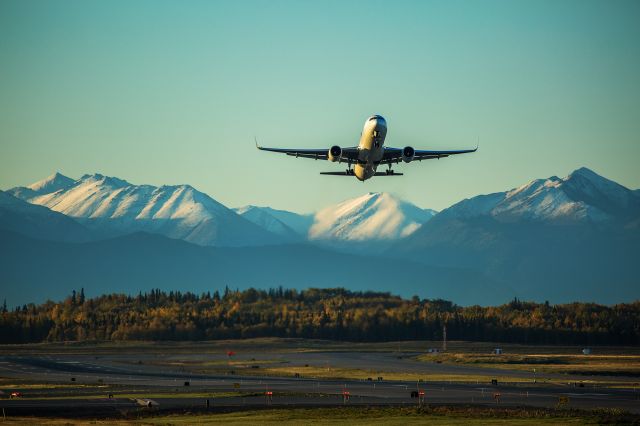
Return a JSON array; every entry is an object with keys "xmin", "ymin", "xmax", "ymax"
[
  {"xmin": 380, "ymin": 146, "xmax": 477, "ymax": 164},
  {"xmin": 257, "ymin": 143, "xmax": 360, "ymax": 162}
]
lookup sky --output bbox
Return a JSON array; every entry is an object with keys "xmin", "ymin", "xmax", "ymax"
[{"xmin": 1, "ymin": 0, "xmax": 639, "ymax": 213}]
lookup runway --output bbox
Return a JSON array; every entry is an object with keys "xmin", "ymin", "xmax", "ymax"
[{"xmin": 0, "ymin": 346, "xmax": 638, "ymax": 418}]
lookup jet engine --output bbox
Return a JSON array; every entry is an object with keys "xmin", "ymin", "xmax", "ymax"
[
  {"xmin": 328, "ymin": 145, "xmax": 342, "ymax": 162},
  {"xmin": 402, "ymin": 146, "xmax": 415, "ymax": 163}
]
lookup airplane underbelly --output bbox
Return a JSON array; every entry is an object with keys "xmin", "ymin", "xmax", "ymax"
[
  {"xmin": 359, "ymin": 142, "xmax": 384, "ymax": 161},
  {"xmin": 354, "ymin": 163, "xmax": 376, "ymax": 181},
  {"xmin": 355, "ymin": 124, "xmax": 385, "ymax": 180},
  {"xmin": 371, "ymin": 145, "xmax": 384, "ymax": 162}
]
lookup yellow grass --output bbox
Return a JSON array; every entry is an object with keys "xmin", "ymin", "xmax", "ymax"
[
  {"xmin": 214, "ymin": 364, "xmax": 541, "ymax": 384},
  {"xmin": 415, "ymin": 353, "xmax": 640, "ymax": 375}
]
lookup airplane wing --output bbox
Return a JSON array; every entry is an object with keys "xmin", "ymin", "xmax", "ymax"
[
  {"xmin": 379, "ymin": 146, "xmax": 477, "ymax": 164},
  {"xmin": 257, "ymin": 144, "xmax": 360, "ymax": 161}
]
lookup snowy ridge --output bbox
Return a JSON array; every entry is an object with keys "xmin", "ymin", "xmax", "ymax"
[
  {"xmin": 262, "ymin": 207, "xmax": 315, "ymax": 236},
  {"xmin": 309, "ymin": 192, "xmax": 436, "ymax": 241},
  {"xmin": 9, "ymin": 173, "xmax": 281, "ymax": 247},
  {"xmin": 9, "ymin": 173, "xmax": 439, "ymax": 247},
  {"xmin": 9, "ymin": 172, "xmax": 75, "ymax": 200},
  {"xmin": 441, "ymin": 167, "xmax": 639, "ymax": 223},
  {"xmin": 233, "ymin": 205, "xmax": 301, "ymax": 240},
  {"xmin": 27, "ymin": 171, "xmax": 75, "ymax": 194}
]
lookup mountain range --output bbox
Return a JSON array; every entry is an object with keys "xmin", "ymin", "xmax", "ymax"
[
  {"xmin": 235, "ymin": 193, "xmax": 437, "ymax": 253},
  {"xmin": 1, "ymin": 167, "xmax": 638, "ymax": 306},
  {"xmin": 9, "ymin": 173, "xmax": 285, "ymax": 247},
  {"xmin": 8, "ymin": 173, "xmax": 433, "ymax": 247},
  {"xmin": 394, "ymin": 167, "xmax": 640, "ymax": 302}
]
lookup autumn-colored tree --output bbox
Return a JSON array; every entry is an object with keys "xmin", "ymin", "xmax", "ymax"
[{"xmin": 0, "ymin": 288, "xmax": 638, "ymax": 345}]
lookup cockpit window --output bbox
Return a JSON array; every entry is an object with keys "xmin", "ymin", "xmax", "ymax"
[{"xmin": 368, "ymin": 115, "xmax": 382, "ymax": 121}]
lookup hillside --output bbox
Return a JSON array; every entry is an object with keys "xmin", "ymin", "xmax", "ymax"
[
  {"xmin": 0, "ymin": 229, "xmax": 501, "ymax": 307},
  {"xmin": 9, "ymin": 173, "xmax": 284, "ymax": 247},
  {"xmin": 393, "ymin": 167, "xmax": 640, "ymax": 303}
]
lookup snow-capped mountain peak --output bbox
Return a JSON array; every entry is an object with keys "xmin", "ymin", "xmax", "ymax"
[
  {"xmin": 562, "ymin": 167, "xmax": 637, "ymax": 214},
  {"xmin": 27, "ymin": 171, "xmax": 75, "ymax": 194},
  {"xmin": 309, "ymin": 192, "xmax": 436, "ymax": 241},
  {"xmin": 78, "ymin": 173, "xmax": 130, "ymax": 189},
  {"xmin": 9, "ymin": 172, "xmax": 282, "ymax": 247},
  {"xmin": 443, "ymin": 167, "xmax": 639, "ymax": 223}
]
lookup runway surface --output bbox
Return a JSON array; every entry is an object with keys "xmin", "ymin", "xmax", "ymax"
[{"xmin": 0, "ymin": 345, "xmax": 638, "ymax": 417}]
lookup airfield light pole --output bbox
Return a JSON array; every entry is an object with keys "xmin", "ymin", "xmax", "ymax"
[
  {"xmin": 443, "ymin": 325, "xmax": 447, "ymax": 352},
  {"xmin": 265, "ymin": 384, "xmax": 273, "ymax": 405}
]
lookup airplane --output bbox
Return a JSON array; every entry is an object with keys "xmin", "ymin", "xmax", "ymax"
[{"xmin": 256, "ymin": 115, "xmax": 477, "ymax": 181}]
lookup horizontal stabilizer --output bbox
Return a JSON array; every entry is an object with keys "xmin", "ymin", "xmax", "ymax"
[
  {"xmin": 319, "ymin": 171, "xmax": 403, "ymax": 176},
  {"xmin": 320, "ymin": 172, "xmax": 353, "ymax": 176},
  {"xmin": 373, "ymin": 172, "xmax": 403, "ymax": 176}
]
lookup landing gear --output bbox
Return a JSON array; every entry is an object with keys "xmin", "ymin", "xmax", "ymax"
[
  {"xmin": 386, "ymin": 164, "xmax": 395, "ymax": 175},
  {"xmin": 346, "ymin": 161, "xmax": 354, "ymax": 175}
]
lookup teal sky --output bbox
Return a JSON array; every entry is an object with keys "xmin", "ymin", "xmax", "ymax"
[{"xmin": 1, "ymin": 0, "xmax": 639, "ymax": 213}]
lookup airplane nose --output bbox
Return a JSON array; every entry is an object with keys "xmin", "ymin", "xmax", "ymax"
[{"xmin": 366, "ymin": 115, "xmax": 387, "ymax": 134}]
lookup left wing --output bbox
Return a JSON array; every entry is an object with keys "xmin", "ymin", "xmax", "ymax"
[
  {"xmin": 257, "ymin": 143, "xmax": 360, "ymax": 162},
  {"xmin": 380, "ymin": 146, "xmax": 477, "ymax": 164}
]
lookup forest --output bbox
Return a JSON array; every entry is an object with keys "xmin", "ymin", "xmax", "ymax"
[{"xmin": 0, "ymin": 287, "xmax": 638, "ymax": 345}]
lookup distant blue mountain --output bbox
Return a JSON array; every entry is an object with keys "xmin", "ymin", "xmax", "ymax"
[
  {"xmin": 391, "ymin": 167, "xmax": 640, "ymax": 303},
  {"xmin": 2, "ymin": 167, "xmax": 638, "ymax": 307},
  {"xmin": 0, "ymin": 190, "xmax": 91, "ymax": 242},
  {"xmin": 0, "ymin": 229, "xmax": 502, "ymax": 308}
]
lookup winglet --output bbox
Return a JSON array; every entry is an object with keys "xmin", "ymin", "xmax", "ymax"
[
  {"xmin": 475, "ymin": 136, "xmax": 479, "ymax": 151},
  {"xmin": 254, "ymin": 137, "xmax": 261, "ymax": 150}
]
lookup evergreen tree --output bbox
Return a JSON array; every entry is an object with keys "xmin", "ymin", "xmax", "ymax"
[{"xmin": 0, "ymin": 287, "xmax": 638, "ymax": 345}]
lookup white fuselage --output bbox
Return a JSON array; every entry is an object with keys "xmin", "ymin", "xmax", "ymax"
[{"xmin": 354, "ymin": 115, "xmax": 387, "ymax": 181}]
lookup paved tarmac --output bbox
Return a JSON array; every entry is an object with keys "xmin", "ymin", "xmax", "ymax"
[{"xmin": 0, "ymin": 350, "xmax": 638, "ymax": 417}]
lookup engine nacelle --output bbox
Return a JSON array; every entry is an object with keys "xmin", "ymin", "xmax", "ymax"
[
  {"xmin": 402, "ymin": 146, "xmax": 415, "ymax": 163},
  {"xmin": 328, "ymin": 145, "xmax": 342, "ymax": 162}
]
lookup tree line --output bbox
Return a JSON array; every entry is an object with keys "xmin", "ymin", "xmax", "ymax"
[{"xmin": 1, "ymin": 287, "xmax": 638, "ymax": 345}]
